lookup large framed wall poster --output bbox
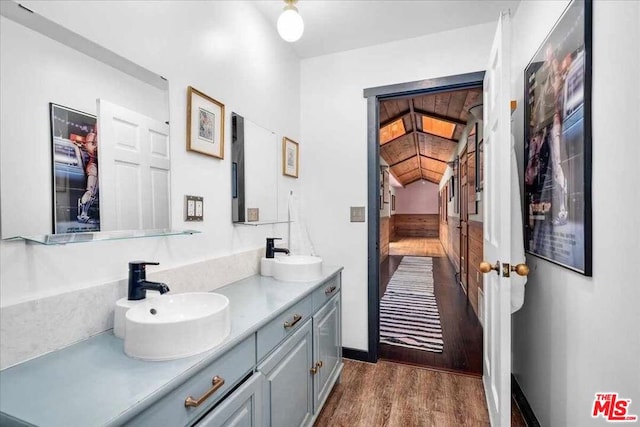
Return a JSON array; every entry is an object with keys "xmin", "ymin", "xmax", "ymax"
[
  {"xmin": 50, "ymin": 103, "xmax": 100, "ymax": 234},
  {"xmin": 523, "ymin": 0, "xmax": 592, "ymax": 275}
]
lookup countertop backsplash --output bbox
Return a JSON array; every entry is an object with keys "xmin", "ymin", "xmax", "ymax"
[{"xmin": 0, "ymin": 247, "xmax": 263, "ymax": 369}]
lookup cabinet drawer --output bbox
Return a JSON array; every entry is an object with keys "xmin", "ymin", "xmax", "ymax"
[
  {"xmin": 312, "ymin": 273, "xmax": 341, "ymax": 312},
  {"xmin": 194, "ymin": 372, "xmax": 264, "ymax": 427},
  {"xmin": 127, "ymin": 336, "xmax": 255, "ymax": 426},
  {"xmin": 257, "ymin": 295, "xmax": 312, "ymax": 361}
]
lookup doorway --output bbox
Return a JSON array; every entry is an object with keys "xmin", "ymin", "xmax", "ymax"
[{"xmin": 365, "ymin": 72, "xmax": 485, "ymax": 375}]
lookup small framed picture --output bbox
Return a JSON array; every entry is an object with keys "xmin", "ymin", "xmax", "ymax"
[
  {"xmin": 187, "ymin": 86, "xmax": 225, "ymax": 159},
  {"xmin": 282, "ymin": 137, "xmax": 299, "ymax": 178}
]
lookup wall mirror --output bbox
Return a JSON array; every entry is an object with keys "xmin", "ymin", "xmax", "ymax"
[
  {"xmin": 231, "ymin": 113, "xmax": 280, "ymax": 225},
  {"xmin": 0, "ymin": 2, "xmax": 179, "ymax": 243}
]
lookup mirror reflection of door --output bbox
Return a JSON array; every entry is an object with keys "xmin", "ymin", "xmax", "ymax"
[{"xmin": 98, "ymin": 99, "xmax": 171, "ymax": 231}]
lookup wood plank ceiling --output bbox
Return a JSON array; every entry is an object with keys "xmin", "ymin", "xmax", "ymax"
[{"xmin": 380, "ymin": 87, "xmax": 481, "ymax": 186}]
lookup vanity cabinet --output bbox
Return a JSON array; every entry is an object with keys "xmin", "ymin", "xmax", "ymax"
[
  {"xmin": 258, "ymin": 320, "xmax": 314, "ymax": 427},
  {"xmin": 0, "ymin": 270, "xmax": 343, "ymax": 427},
  {"xmin": 256, "ymin": 291, "xmax": 342, "ymax": 426},
  {"xmin": 312, "ymin": 294, "xmax": 342, "ymax": 412}
]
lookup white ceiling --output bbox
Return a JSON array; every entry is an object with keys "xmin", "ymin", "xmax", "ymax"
[{"xmin": 252, "ymin": 0, "xmax": 520, "ymax": 59}]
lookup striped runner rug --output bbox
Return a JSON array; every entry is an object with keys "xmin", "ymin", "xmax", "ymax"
[{"xmin": 380, "ymin": 256, "xmax": 444, "ymax": 353}]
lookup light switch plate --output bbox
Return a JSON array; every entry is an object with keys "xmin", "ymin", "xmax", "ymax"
[
  {"xmin": 247, "ymin": 208, "xmax": 259, "ymax": 222},
  {"xmin": 350, "ymin": 206, "xmax": 365, "ymax": 222},
  {"xmin": 185, "ymin": 195, "xmax": 204, "ymax": 221}
]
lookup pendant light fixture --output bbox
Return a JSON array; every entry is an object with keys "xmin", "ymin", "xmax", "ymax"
[{"xmin": 277, "ymin": 0, "xmax": 304, "ymax": 43}]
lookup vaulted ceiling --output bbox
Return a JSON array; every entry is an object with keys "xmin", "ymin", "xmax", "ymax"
[{"xmin": 379, "ymin": 87, "xmax": 482, "ymax": 186}]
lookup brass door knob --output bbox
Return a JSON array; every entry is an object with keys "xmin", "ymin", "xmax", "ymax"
[
  {"xmin": 479, "ymin": 261, "xmax": 500, "ymax": 274},
  {"xmin": 511, "ymin": 263, "xmax": 530, "ymax": 276}
]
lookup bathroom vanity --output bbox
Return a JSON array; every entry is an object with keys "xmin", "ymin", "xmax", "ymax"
[{"xmin": 0, "ymin": 267, "xmax": 343, "ymax": 426}]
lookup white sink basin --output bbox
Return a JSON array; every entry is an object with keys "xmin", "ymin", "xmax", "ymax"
[
  {"xmin": 273, "ymin": 255, "xmax": 323, "ymax": 282},
  {"xmin": 124, "ymin": 292, "xmax": 230, "ymax": 361}
]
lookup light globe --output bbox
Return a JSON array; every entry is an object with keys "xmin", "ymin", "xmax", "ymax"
[{"xmin": 277, "ymin": 5, "xmax": 304, "ymax": 42}]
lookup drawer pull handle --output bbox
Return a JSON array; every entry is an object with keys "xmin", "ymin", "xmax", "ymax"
[
  {"xmin": 324, "ymin": 285, "xmax": 337, "ymax": 295},
  {"xmin": 310, "ymin": 361, "xmax": 322, "ymax": 375},
  {"xmin": 184, "ymin": 376, "xmax": 225, "ymax": 408},
  {"xmin": 284, "ymin": 314, "xmax": 302, "ymax": 329}
]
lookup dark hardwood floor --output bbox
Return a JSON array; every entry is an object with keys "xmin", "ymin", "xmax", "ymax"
[
  {"xmin": 314, "ymin": 359, "xmax": 527, "ymax": 427},
  {"xmin": 379, "ymin": 244, "xmax": 483, "ymax": 376}
]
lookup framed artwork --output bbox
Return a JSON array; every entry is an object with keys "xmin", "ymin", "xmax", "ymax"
[
  {"xmin": 523, "ymin": 0, "xmax": 592, "ymax": 275},
  {"xmin": 187, "ymin": 86, "xmax": 225, "ymax": 159},
  {"xmin": 467, "ymin": 124, "xmax": 478, "ymax": 215},
  {"xmin": 283, "ymin": 137, "xmax": 299, "ymax": 178},
  {"xmin": 454, "ymin": 156, "xmax": 460, "ymax": 214},
  {"xmin": 50, "ymin": 103, "xmax": 100, "ymax": 234},
  {"xmin": 382, "ymin": 169, "xmax": 390, "ymax": 203},
  {"xmin": 476, "ymin": 139, "xmax": 484, "ymax": 192}
]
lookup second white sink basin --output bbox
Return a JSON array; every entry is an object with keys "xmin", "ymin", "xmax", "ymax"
[
  {"xmin": 124, "ymin": 292, "xmax": 230, "ymax": 361},
  {"xmin": 273, "ymin": 255, "xmax": 323, "ymax": 282}
]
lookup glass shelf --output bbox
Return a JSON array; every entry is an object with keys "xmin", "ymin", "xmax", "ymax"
[
  {"xmin": 4, "ymin": 229, "xmax": 200, "ymax": 246},
  {"xmin": 233, "ymin": 221, "xmax": 290, "ymax": 227}
]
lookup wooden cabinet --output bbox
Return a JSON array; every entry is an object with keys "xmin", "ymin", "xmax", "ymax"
[
  {"xmin": 258, "ymin": 320, "xmax": 314, "ymax": 427},
  {"xmin": 194, "ymin": 372, "xmax": 264, "ymax": 427},
  {"xmin": 312, "ymin": 294, "xmax": 341, "ymax": 412}
]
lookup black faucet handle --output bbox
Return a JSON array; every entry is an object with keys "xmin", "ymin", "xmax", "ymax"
[
  {"xmin": 129, "ymin": 261, "xmax": 160, "ymax": 268},
  {"xmin": 266, "ymin": 237, "xmax": 282, "ymax": 242}
]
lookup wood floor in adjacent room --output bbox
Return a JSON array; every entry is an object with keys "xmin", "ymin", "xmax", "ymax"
[
  {"xmin": 389, "ymin": 236, "xmax": 446, "ymax": 257},
  {"xmin": 314, "ymin": 359, "xmax": 526, "ymax": 427},
  {"xmin": 380, "ymin": 238, "xmax": 483, "ymax": 375}
]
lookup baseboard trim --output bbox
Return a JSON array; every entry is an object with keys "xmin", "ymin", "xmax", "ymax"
[
  {"xmin": 512, "ymin": 375, "xmax": 541, "ymax": 427},
  {"xmin": 342, "ymin": 347, "xmax": 372, "ymax": 362}
]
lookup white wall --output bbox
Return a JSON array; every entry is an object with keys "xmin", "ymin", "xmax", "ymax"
[
  {"xmin": 395, "ymin": 180, "xmax": 439, "ymax": 215},
  {"xmin": 511, "ymin": 1, "xmax": 640, "ymax": 425},
  {"xmin": 0, "ymin": 1, "xmax": 300, "ymax": 306},
  {"xmin": 300, "ymin": 22, "xmax": 495, "ymax": 351}
]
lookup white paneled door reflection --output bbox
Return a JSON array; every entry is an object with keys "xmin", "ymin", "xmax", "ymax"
[{"xmin": 97, "ymin": 99, "xmax": 171, "ymax": 231}]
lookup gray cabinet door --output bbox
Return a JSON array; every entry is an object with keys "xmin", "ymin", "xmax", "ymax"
[
  {"xmin": 258, "ymin": 320, "xmax": 313, "ymax": 427},
  {"xmin": 312, "ymin": 294, "xmax": 342, "ymax": 412},
  {"xmin": 194, "ymin": 372, "xmax": 264, "ymax": 427}
]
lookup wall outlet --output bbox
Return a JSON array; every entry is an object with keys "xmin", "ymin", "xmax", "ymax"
[
  {"xmin": 350, "ymin": 206, "xmax": 365, "ymax": 222},
  {"xmin": 247, "ymin": 208, "xmax": 259, "ymax": 222},
  {"xmin": 185, "ymin": 195, "xmax": 204, "ymax": 221}
]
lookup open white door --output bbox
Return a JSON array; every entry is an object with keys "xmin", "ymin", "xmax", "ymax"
[
  {"xmin": 97, "ymin": 100, "xmax": 171, "ymax": 231},
  {"xmin": 482, "ymin": 10, "xmax": 512, "ymax": 427}
]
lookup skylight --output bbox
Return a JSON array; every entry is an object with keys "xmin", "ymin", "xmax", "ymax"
[
  {"xmin": 380, "ymin": 119, "xmax": 406, "ymax": 145},
  {"xmin": 421, "ymin": 116, "xmax": 456, "ymax": 139}
]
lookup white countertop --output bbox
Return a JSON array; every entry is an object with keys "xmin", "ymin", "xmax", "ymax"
[{"xmin": 0, "ymin": 266, "xmax": 342, "ymax": 427}]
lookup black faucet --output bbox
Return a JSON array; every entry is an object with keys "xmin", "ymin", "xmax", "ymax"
[
  {"xmin": 266, "ymin": 238, "xmax": 290, "ymax": 258},
  {"xmin": 128, "ymin": 261, "xmax": 170, "ymax": 300}
]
